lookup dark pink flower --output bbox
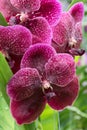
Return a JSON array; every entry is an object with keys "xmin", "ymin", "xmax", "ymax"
[
  {"xmin": 7, "ymin": 44, "xmax": 79, "ymax": 124},
  {"xmin": 0, "ymin": 0, "xmax": 62, "ymax": 44},
  {"xmin": 0, "ymin": 25, "xmax": 32, "ymax": 73},
  {"xmin": 52, "ymin": 2, "xmax": 84, "ymax": 56}
]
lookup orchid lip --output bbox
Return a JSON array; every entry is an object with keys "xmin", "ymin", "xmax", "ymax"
[
  {"xmin": 69, "ymin": 37, "xmax": 77, "ymax": 47},
  {"xmin": 42, "ymin": 80, "xmax": 53, "ymax": 94}
]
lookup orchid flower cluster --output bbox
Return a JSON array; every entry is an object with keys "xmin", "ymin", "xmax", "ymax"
[{"xmin": 0, "ymin": 0, "xmax": 84, "ymax": 125}]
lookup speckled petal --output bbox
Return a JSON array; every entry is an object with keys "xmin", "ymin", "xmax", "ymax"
[
  {"xmin": 37, "ymin": 0, "xmax": 62, "ymax": 26},
  {"xmin": 74, "ymin": 22, "xmax": 82, "ymax": 48},
  {"xmin": 52, "ymin": 12, "xmax": 74, "ymax": 46},
  {"xmin": 69, "ymin": 2, "xmax": 84, "ymax": 22},
  {"xmin": 46, "ymin": 76, "xmax": 79, "ymax": 110},
  {"xmin": 10, "ymin": 0, "xmax": 41, "ymax": 12},
  {"xmin": 24, "ymin": 17, "xmax": 52, "ymax": 44},
  {"xmin": 21, "ymin": 44, "xmax": 56, "ymax": 76},
  {"xmin": 10, "ymin": 89, "xmax": 46, "ymax": 124},
  {"xmin": 0, "ymin": 0, "xmax": 18, "ymax": 20},
  {"xmin": 0, "ymin": 25, "xmax": 32, "ymax": 55},
  {"xmin": 45, "ymin": 53, "xmax": 76, "ymax": 87},
  {"xmin": 7, "ymin": 68, "xmax": 42, "ymax": 101}
]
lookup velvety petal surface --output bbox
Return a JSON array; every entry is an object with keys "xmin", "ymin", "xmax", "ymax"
[
  {"xmin": 0, "ymin": 0, "xmax": 18, "ymax": 20},
  {"xmin": 37, "ymin": 0, "xmax": 62, "ymax": 26},
  {"xmin": 69, "ymin": 2, "xmax": 84, "ymax": 22},
  {"xmin": 10, "ymin": 0, "xmax": 41, "ymax": 12},
  {"xmin": 7, "ymin": 68, "xmax": 42, "ymax": 101},
  {"xmin": 45, "ymin": 53, "xmax": 76, "ymax": 87},
  {"xmin": 10, "ymin": 88, "xmax": 46, "ymax": 124},
  {"xmin": 0, "ymin": 25, "xmax": 32, "ymax": 55},
  {"xmin": 52, "ymin": 12, "xmax": 74, "ymax": 47},
  {"xmin": 23, "ymin": 17, "xmax": 52, "ymax": 44},
  {"xmin": 6, "ymin": 53, "xmax": 22, "ymax": 74},
  {"xmin": 21, "ymin": 44, "xmax": 56, "ymax": 77},
  {"xmin": 74, "ymin": 22, "xmax": 82, "ymax": 48},
  {"xmin": 46, "ymin": 76, "xmax": 79, "ymax": 110}
]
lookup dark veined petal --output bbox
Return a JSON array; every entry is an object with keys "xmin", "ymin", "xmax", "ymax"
[
  {"xmin": 37, "ymin": 0, "xmax": 62, "ymax": 26},
  {"xmin": 46, "ymin": 76, "xmax": 79, "ymax": 110},
  {"xmin": 24, "ymin": 17, "xmax": 52, "ymax": 44},
  {"xmin": 10, "ymin": 88, "xmax": 46, "ymax": 124},
  {"xmin": 0, "ymin": 0, "xmax": 18, "ymax": 20},
  {"xmin": 69, "ymin": 2, "xmax": 84, "ymax": 22},
  {"xmin": 10, "ymin": 0, "xmax": 41, "ymax": 12},
  {"xmin": 7, "ymin": 68, "xmax": 42, "ymax": 101},
  {"xmin": 45, "ymin": 53, "xmax": 76, "ymax": 87},
  {"xmin": 21, "ymin": 44, "xmax": 56, "ymax": 77},
  {"xmin": 0, "ymin": 25, "xmax": 32, "ymax": 55}
]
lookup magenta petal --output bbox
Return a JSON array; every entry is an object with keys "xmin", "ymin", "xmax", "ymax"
[
  {"xmin": 74, "ymin": 22, "xmax": 82, "ymax": 48},
  {"xmin": 25, "ymin": 17, "xmax": 52, "ymax": 44},
  {"xmin": 52, "ymin": 12, "xmax": 74, "ymax": 47},
  {"xmin": 69, "ymin": 2, "xmax": 84, "ymax": 22},
  {"xmin": 21, "ymin": 44, "xmax": 56, "ymax": 76},
  {"xmin": 10, "ymin": 89, "xmax": 46, "ymax": 124},
  {"xmin": 6, "ymin": 53, "xmax": 22, "ymax": 74},
  {"xmin": 10, "ymin": 0, "xmax": 40, "ymax": 12},
  {"xmin": 0, "ymin": 0, "xmax": 18, "ymax": 20},
  {"xmin": 32, "ymin": 35, "xmax": 43, "ymax": 44},
  {"xmin": 0, "ymin": 25, "xmax": 32, "ymax": 55},
  {"xmin": 45, "ymin": 53, "xmax": 76, "ymax": 87},
  {"xmin": 47, "ymin": 76, "xmax": 79, "ymax": 110},
  {"xmin": 38, "ymin": 0, "xmax": 62, "ymax": 26},
  {"xmin": 7, "ymin": 68, "xmax": 42, "ymax": 101}
]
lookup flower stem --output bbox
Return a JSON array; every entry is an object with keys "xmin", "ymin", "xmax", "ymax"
[{"xmin": 58, "ymin": 112, "xmax": 61, "ymax": 130}]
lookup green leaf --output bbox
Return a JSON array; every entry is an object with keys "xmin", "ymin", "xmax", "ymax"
[
  {"xmin": 0, "ymin": 52, "xmax": 13, "ymax": 104},
  {"xmin": 0, "ymin": 13, "xmax": 8, "ymax": 26},
  {"xmin": 0, "ymin": 95, "xmax": 14, "ymax": 130},
  {"xmin": 67, "ymin": 106, "xmax": 87, "ymax": 118}
]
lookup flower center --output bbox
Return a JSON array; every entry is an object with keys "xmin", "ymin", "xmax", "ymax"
[
  {"xmin": 42, "ymin": 80, "xmax": 53, "ymax": 94},
  {"xmin": 69, "ymin": 37, "xmax": 77, "ymax": 47},
  {"xmin": 18, "ymin": 12, "xmax": 29, "ymax": 22}
]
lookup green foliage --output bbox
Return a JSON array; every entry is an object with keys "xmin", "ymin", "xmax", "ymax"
[
  {"xmin": 0, "ymin": 53, "xmax": 13, "ymax": 104},
  {"xmin": 40, "ymin": 105, "xmax": 59, "ymax": 130},
  {"xmin": 0, "ymin": 13, "xmax": 8, "ymax": 26}
]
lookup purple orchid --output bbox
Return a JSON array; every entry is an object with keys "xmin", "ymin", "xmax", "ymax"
[
  {"xmin": 0, "ymin": 25, "xmax": 32, "ymax": 73},
  {"xmin": 7, "ymin": 44, "xmax": 79, "ymax": 124},
  {"xmin": 52, "ymin": 2, "xmax": 84, "ymax": 56},
  {"xmin": 0, "ymin": 0, "xmax": 62, "ymax": 44}
]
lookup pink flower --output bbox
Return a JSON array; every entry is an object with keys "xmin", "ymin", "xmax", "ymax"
[
  {"xmin": 7, "ymin": 44, "xmax": 79, "ymax": 124},
  {"xmin": 0, "ymin": 0, "xmax": 62, "ymax": 44},
  {"xmin": 0, "ymin": 25, "xmax": 32, "ymax": 73},
  {"xmin": 52, "ymin": 2, "xmax": 84, "ymax": 56}
]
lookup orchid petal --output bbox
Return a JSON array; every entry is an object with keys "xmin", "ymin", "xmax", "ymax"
[
  {"xmin": 69, "ymin": 2, "xmax": 84, "ymax": 22},
  {"xmin": 10, "ymin": 89, "xmax": 46, "ymax": 124},
  {"xmin": 45, "ymin": 53, "xmax": 76, "ymax": 87},
  {"xmin": 7, "ymin": 68, "xmax": 42, "ymax": 101},
  {"xmin": 46, "ymin": 77, "xmax": 79, "ymax": 110},
  {"xmin": 37, "ymin": 0, "xmax": 62, "ymax": 26},
  {"xmin": 21, "ymin": 44, "xmax": 56, "ymax": 76}
]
